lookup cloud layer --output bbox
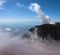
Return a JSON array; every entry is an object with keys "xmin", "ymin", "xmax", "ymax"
[{"xmin": 0, "ymin": 29, "xmax": 59, "ymax": 55}]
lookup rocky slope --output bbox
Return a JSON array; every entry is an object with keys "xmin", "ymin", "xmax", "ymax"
[{"xmin": 29, "ymin": 23, "xmax": 60, "ymax": 41}]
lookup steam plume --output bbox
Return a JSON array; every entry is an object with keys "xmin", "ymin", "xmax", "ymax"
[{"xmin": 29, "ymin": 3, "xmax": 55, "ymax": 24}]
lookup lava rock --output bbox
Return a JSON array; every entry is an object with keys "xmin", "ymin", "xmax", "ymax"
[{"xmin": 29, "ymin": 23, "xmax": 60, "ymax": 41}]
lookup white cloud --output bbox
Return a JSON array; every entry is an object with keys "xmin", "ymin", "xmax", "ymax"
[
  {"xmin": 0, "ymin": 0, "xmax": 6, "ymax": 6},
  {"xmin": 29, "ymin": 3, "xmax": 41, "ymax": 13},
  {"xmin": 29, "ymin": 3, "xmax": 55, "ymax": 24},
  {"xmin": 0, "ymin": 0, "xmax": 6, "ymax": 10},
  {"xmin": 16, "ymin": 2, "xmax": 24, "ymax": 8}
]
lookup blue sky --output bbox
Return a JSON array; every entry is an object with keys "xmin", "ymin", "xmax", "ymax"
[{"xmin": 0, "ymin": 0, "xmax": 60, "ymax": 23}]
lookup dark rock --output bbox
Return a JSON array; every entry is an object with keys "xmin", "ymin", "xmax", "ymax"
[
  {"xmin": 21, "ymin": 31, "xmax": 33, "ymax": 40},
  {"xmin": 29, "ymin": 23, "xmax": 60, "ymax": 41}
]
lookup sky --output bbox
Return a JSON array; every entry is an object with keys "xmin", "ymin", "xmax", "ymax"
[{"xmin": 0, "ymin": 0, "xmax": 60, "ymax": 23}]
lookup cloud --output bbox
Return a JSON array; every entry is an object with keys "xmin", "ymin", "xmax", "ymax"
[
  {"xmin": 0, "ymin": 0, "xmax": 6, "ymax": 10},
  {"xmin": 0, "ymin": 0, "xmax": 6, "ymax": 6},
  {"xmin": 29, "ymin": 3, "xmax": 55, "ymax": 24},
  {"xmin": 16, "ymin": 2, "xmax": 24, "ymax": 8},
  {"xmin": 0, "ymin": 27, "xmax": 59, "ymax": 55}
]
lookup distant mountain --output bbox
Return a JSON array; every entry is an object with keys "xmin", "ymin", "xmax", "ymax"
[{"xmin": 29, "ymin": 22, "xmax": 60, "ymax": 41}]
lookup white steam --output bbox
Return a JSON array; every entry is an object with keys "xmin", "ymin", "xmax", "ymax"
[{"xmin": 29, "ymin": 3, "xmax": 55, "ymax": 24}]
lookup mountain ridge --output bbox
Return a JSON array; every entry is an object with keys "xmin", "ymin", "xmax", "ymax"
[{"xmin": 29, "ymin": 22, "xmax": 60, "ymax": 41}]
